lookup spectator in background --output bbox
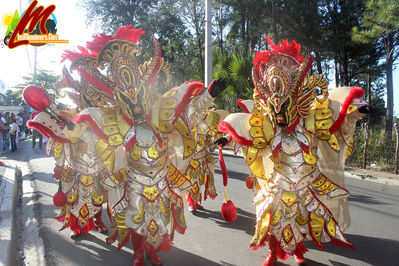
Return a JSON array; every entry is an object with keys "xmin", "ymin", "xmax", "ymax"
[
  {"xmin": 2, "ymin": 112, "xmax": 10, "ymax": 152},
  {"xmin": 31, "ymin": 110, "xmax": 43, "ymax": 149},
  {"xmin": 9, "ymin": 118, "xmax": 19, "ymax": 152},
  {"xmin": 1, "ymin": 113, "xmax": 6, "ymax": 124},
  {"xmin": 22, "ymin": 111, "xmax": 31, "ymax": 137},
  {"xmin": 16, "ymin": 113, "xmax": 24, "ymax": 138},
  {"xmin": 0, "ymin": 114, "xmax": 9, "ymax": 154}
]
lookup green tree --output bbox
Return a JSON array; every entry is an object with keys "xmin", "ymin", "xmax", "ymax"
[
  {"xmin": 82, "ymin": 0, "xmax": 195, "ymax": 85},
  {"xmin": 352, "ymin": 0, "xmax": 399, "ymax": 139},
  {"xmin": 12, "ymin": 69, "xmax": 61, "ymax": 103},
  {"xmin": 212, "ymin": 52, "xmax": 253, "ymax": 111}
]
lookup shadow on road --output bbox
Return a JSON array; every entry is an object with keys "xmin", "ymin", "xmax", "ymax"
[
  {"xmin": 305, "ymin": 233, "xmax": 399, "ymax": 266},
  {"xmin": 192, "ymin": 207, "xmax": 255, "ymax": 236},
  {"xmin": 349, "ymin": 193, "xmax": 387, "ymax": 205},
  {"xmin": 215, "ymin": 168, "xmax": 248, "ymax": 182}
]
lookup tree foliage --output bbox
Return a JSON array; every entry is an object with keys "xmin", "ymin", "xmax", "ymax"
[
  {"xmin": 81, "ymin": 0, "xmax": 396, "ymax": 132},
  {"xmin": 352, "ymin": 0, "xmax": 399, "ymax": 139},
  {"xmin": 12, "ymin": 69, "xmax": 61, "ymax": 103}
]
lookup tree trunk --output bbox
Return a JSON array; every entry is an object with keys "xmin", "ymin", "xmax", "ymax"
[
  {"xmin": 197, "ymin": 36, "xmax": 204, "ymax": 79},
  {"xmin": 362, "ymin": 122, "xmax": 369, "ymax": 169},
  {"xmin": 367, "ymin": 73, "xmax": 371, "ymax": 125},
  {"xmin": 271, "ymin": 0, "xmax": 278, "ymax": 42},
  {"xmin": 241, "ymin": 13, "xmax": 246, "ymax": 55},
  {"xmin": 245, "ymin": 17, "xmax": 250, "ymax": 53},
  {"xmin": 342, "ymin": 52, "xmax": 349, "ymax": 86},
  {"xmin": 334, "ymin": 55, "xmax": 340, "ymax": 87},
  {"xmin": 385, "ymin": 33, "xmax": 394, "ymax": 139},
  {"xmin": 314, "ymin": 51, "xmax": 323, "ymax": 75},
  {"xmin": 395, "ymin": 123, "xmax": 399, "ymax": 174}
]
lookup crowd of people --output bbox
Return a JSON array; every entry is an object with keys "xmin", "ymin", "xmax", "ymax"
[{"xmin": 0, "ymin": 110, "xmax": 42, "ymax": 153}]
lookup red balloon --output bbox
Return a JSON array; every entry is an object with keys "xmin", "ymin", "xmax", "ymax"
[
  {"xmin": 23, "ymin": 85, "xmax": 52, "ymax": 111},
  {"xmin": 246, "ymin": 176, "xmax": 253, "ymax": 189},
  {"xmin": 53, "ymin": 191, "xmax": 66, "ymax": 207}
]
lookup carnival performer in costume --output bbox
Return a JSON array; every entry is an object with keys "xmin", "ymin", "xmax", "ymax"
[
  {"xmin": 24, "ymin": 25, "xmax": 226, "ymax": 266},
  {"xmin": 186, "ymin": 109, "xmax": 229, "ymax": 211},
  {"xmin": 216, "ymin": 37, "xmax": 369, "ymax": 265}
]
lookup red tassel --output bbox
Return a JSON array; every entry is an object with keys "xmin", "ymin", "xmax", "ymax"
[
  {"xmin": 246, "ymin": 176, "xmax": 254, "ymax": 189},
  {"xmin": 221, "ymin": 200, "xmax": 237, "ymax": 223},
  {"xmin": 330, "ymin": 87, "xmax": 365, "ymax": 133},
  {"xmin": 219, "ymin": 147, "xmax": 228, "ymax": 187},
  {"xmin": 219, "ymin": 146, "xmax": 237, "ymax": 222},
  {"xmin": 53, "ymin": 191, "xmax": 66, "ymax": 207}
]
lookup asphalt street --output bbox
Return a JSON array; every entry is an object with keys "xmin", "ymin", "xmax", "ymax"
[{"xmin": 6, "ymin": 139, "xmax": 399, "ymax": 266}]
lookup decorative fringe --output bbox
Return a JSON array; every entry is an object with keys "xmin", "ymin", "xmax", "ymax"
[
  {"xmin": 275, "ymin": 241, "xmax": 309, "ymax": 260},
  {"xmin": 329, "ymin": 87, "xmax": 365, "ymax": 133},
  {"xmin": 27, "ymin": 120, "xmax": 69, "ymax": 143},
  {"xmin": 331, "ymin": 237, "xmax": 356, "ymax": 250},
  {"xmin": 172, "ymin": 82, "xmax": 204, "ymax": 124},
  {"xmin": 218, "ymin": 121, "xmax": 253, "ymax": 146},
  {"xmin": 237, "ymin": 99, "xmax": 250, "ymax": 113},
  {"xmin": 68, "ymin": 215, "xmax": 95, "ymax": 235},
  {"xmin": 72, "ymin": 114, "xmax": 108, "ymax": 140}
]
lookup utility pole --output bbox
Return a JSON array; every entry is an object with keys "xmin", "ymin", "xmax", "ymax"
[
  {"xmin": 33, "ymin": 46, "xmax": 37, "ymax": 86},
  {"xmin": 205, "ymin": 0, "xmax": 212, "ymax": 87}
]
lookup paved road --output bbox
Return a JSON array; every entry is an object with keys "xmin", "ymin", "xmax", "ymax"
[{"xmin": 8, "ymin": 139, "xmax": 399, "ymax": 266}]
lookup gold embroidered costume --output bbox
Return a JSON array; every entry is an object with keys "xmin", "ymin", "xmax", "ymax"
[
  {"xmin": 26, "ymin": 26, "xmax": 225, "ymax": 266},
  {"xmin": 218, "ymin": 37, "xmax": 368, "ymax": 265}
]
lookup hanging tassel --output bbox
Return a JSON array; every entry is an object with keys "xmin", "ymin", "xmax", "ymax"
[
  {"xmin": 219, "ymin": 146, "xmax": 237, "ymax": 222},
  {"xmin": 246, "ymin": 175, "xmax": 254, "ymax": 189}
]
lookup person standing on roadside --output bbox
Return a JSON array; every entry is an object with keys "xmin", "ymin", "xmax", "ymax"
[
  {"xmin": 31, "ymin": 110, "xmax": 43, "ymax": 149},
  {"xmin": 0, "ymin": 114, "xmax": 9, "ymax": 154},
  {"xmin": 9, "ymin": 118, "xmax": 19, "ymax": 152}
]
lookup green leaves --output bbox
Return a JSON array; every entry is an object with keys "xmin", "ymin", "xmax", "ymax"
[{"xmin": 212, "ymin": 52, "xmax": 253, "ymax": 111}]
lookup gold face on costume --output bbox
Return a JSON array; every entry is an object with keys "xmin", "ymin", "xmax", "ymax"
[
  {"xmin": 262, "ymin": 55, "xmax": 298, "ymax": 128},
  {"xmin": 268, "ymin": 95, "xmax": 293, "ymax": 127}
]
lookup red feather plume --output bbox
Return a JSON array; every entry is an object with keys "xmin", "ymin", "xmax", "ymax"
[
  {"xmin": 253, "ymin": 36, "xmax": 305, "ymax": 65},
  {"xmin": 113, "ymin": 24, "xmax": 145, "ymax": 43},
  {"xmin": 85, "ymin": 33, "xmax": 113, "ymax": 55},
  {"xmin": 62, "ymin": 25, "xmax": 145, "ymax": 62}
]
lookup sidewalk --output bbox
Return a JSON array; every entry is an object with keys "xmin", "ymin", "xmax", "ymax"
[
  {"xmin": 220, "ymin": 148, "xmax": 399, "ymax": 186},
  {"xmin": 0, "ymin": 158, "xmax": 20, "ymax": 266},
  {"xmin": 0, "ymin": 137, "xmax": 36, "ymax": 266}
]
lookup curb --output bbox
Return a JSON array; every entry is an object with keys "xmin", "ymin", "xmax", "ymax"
[{"xmin": 0, "ymin": 162, "xmax": 19, "ymax": 266}]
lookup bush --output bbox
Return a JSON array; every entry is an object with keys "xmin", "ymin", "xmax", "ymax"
[{"xmin": 347, "ymin": 125, "xmax": 396, "ymax": 170}]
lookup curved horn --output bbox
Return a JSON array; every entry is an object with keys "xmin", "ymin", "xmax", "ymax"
[
  {"xmin": 290, "ymin": 55, "xmax": 314, "ymax": 96},
  {"xmin": 251, "ymin": 64, "xmax": 269, "ymax": 98},
  {"xmin": 142, "ymin": 39, "xmax": 162, "ymax": 84}
]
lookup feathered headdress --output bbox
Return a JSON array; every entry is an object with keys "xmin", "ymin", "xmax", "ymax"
[
  {"xmin": 61, "ymin": 25, "xmax": 145, "ymax": 62},
  {"xmin": 253, "ymin": 36, "xmax": 305, "ymax": 65}
]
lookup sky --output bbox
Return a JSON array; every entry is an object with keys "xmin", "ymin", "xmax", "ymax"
[
  {"xmin": 0, "ymin": 0, "xmax": 97, "ymax": 93},
  {"xmin": 0, "ymin": 0, "xmax": 398, "ymax": 115}
]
